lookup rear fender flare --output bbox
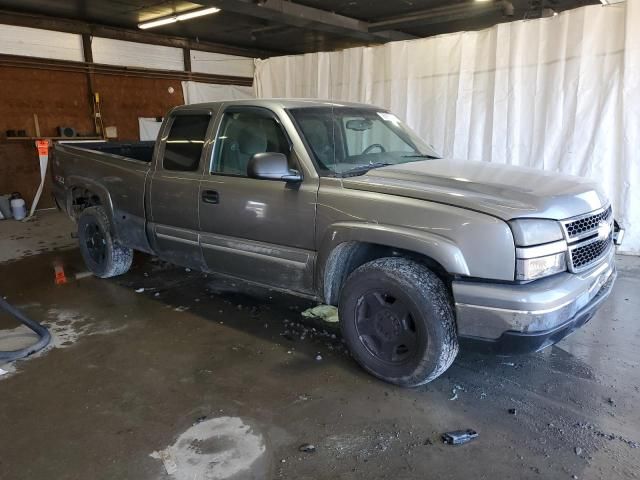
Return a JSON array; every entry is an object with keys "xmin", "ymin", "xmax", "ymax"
[{"xmin": 65, "ymin": 176, "xmax": 115, "ymax": 225}]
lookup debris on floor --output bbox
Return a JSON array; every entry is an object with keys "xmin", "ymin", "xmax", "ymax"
[
  {"xmin": 441, "ymin": 429, "xmax": 479, "ymax": 445},
  {"xmin": 298, "ymin": 443, "xmax": 316, "ymax": 453},
  {"xmin": 323, "ymin": 431, "xmax": 398, "ymax": 458},
  {"xmin": 53, "ymin": 262, "xmax": 67, "ymax": 285},
  {"xmin": 74, "ymin": 271, "xmax": 92, "ymax": 280},
  {"xmin": 301, "ymin": 305, "xmax": 339, "ymax": 323},
  {"xmin": 150, "ymin": 449, "xmax": 178, "ymax": 475},
  {"xmin": 449, "ymin": 384, "xmax": 465, "ymax": 401}
]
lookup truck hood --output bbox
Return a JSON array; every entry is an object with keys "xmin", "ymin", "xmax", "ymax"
[{"xmin": 342, "ymin": 159, "xmax": 607, "ymax": 220}]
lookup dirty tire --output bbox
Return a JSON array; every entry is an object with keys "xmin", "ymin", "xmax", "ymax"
[
  {"xmin": 78, "ymin": 206, "xmax": 133, "ymax": 278},
  {"xmin": 339, "ymin": 257, "xmax": 458, "ymax": 387}
]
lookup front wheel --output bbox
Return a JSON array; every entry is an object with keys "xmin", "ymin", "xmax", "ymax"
[
  {"xmin": 339, "ymin": 257, "xmax": 458, "ymax": 387},
  {"xmin": 78, "ymin": 206, "xmax": 133, "ymax": 278}
]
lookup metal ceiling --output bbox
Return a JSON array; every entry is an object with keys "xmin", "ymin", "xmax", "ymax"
[{"xmin": 0, "ymin": 0, "xmax": 600, "ymax": 56}]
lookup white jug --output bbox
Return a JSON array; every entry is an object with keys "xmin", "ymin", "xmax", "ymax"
[{"xmin": 10, "ymin": 197, "xmax": 27, "ymax": 220}]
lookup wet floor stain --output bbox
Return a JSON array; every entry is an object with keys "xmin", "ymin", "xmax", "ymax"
[{"xmin": 150, "ymin": 417, "xmax": 266, "ymax": 479}]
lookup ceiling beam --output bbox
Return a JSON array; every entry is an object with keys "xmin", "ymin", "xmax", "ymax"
[
  {"xmin": 197, "ymin": 0, "xmax": 416, "ymax": 43},
  {"xmin": 0, "ymin": 9, "xmax": 278, "ymax": 58},
  {"xmin": 369, "ymin": 1, "xmax": 511, "ymax": 32},
  {"xmin": 0, "ymin": 53, "xmax": 253, "ymax": 85}
]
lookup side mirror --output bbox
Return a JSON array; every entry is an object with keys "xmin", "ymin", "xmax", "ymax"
[{"xmin": 247, "ymin": 152, "xmax": 302, "ymax": 182}]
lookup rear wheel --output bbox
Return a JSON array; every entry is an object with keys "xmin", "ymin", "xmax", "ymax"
[
  {"xmin": 78, "ymin": 206, "xmax": 133, "ymax": 278},
  {"xmin": 339, "ymin": 257, "xmax": 458, "ymax": 387}
]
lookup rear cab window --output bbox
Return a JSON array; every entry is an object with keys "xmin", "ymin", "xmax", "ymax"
[{"xmin": 162, "ymin": 114, "xmax": 211, "ymax": 171}]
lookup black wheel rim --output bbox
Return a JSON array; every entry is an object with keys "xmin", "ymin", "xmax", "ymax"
[
  {"xmin": 84, "ymin": 222, "xmax": 107, "ymax": 265},
  {"xmin": 355, "ymin": 290, "xmax": 418, "ymax": 365}
]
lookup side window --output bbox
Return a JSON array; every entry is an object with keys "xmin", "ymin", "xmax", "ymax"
[
  {"xmin": 212, "ymin": 111, "xmax": 290, "ymax": 176},
  {"xmin": 162, "ymin": 114, "xmax": 211, "ymax": 171}
]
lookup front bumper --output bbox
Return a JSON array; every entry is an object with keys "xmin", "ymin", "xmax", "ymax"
[{"xmin": 454, "ymin": 247, "xmax": 616, "ymax": 355}]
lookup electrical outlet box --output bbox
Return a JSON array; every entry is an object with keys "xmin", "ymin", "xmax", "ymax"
[{"xmin": 105, "ymin": 126, "xmax": 118, "ymax": 138}]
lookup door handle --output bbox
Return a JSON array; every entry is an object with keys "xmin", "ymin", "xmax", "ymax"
[{"xmin": 202, "ymin": 190, "xmax": 219, "ymax": 204}]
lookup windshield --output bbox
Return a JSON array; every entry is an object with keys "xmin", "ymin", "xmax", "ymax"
[{"xmin": 289, "ymin": 107, "xmax": 440, "ymax": 176}]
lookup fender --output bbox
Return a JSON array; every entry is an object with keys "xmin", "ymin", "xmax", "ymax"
[
  {"xmin": 65, "ymin": 175, "xmax": 116, "ymax": 222},
  {"xmin": 65, "ymin": 174, "xmax": 153, "ymax": 253},
  {"xmin": 317, "ymin": 222, "xmax": 470, "ymax": 302}
]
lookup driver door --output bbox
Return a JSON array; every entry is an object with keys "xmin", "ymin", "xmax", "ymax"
[{"xmin": 198, "ymin": 106, "xmax": 319, "ymax": 294}]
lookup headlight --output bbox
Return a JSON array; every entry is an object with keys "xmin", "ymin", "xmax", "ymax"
[
  {"xmin": 509, "ymin": 219, "xmax": 564, "ymax": 246},
  {"xmin": 510, "ymin": 219, "xmax": 568, "ymax": 281},
  {"xmin": 516, "ymin": 251, "xmax": 567, "ymax": 281}
]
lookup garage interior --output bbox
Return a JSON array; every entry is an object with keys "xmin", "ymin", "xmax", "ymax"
[{"xmin": 0, "ymin": 0, "xmax": 638, "ymax": 479}]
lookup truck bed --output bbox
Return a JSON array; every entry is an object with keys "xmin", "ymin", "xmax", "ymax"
[
  {"xmin": 67, "ymin": 141, "xmax": 155, "ymax": 163},
  {"xmin": 53, "ymin": 140, "xmax": 154, "ymax": 253}
]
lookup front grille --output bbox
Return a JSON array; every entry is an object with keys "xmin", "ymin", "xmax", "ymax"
[
  {"xmin": 562, "ymin": 205, "xmax": 614, "ymax": 272},
  {"xmin": 564, "ymin": 206, "xmax": 612, "ymax": 239},
  {"xmin": 570, "ymin": 236, "xmax": 612, "ymax": 269}
]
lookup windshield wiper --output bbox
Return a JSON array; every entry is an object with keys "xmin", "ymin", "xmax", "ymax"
[
  {"xmin": 341, "ymin": 161, "xmax": 393, "ymax": 176},
  {"xmin": 401, "ymin": 154, "xmax": 440, "ymax": 159}
]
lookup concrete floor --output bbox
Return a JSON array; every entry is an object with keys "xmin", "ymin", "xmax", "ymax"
[{"xmin": 0, "ymin": 211, "xmax": 638, "ymax": 480}]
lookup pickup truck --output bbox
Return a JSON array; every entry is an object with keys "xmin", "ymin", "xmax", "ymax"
[{"xmin": 52, "ymin": 99, "xmax": 623, "ymax": 387}]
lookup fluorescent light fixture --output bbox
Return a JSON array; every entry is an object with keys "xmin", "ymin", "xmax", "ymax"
[
  {"xmin": 139, "ymin": 7, "xmax": 220, "ymax": 30},
  {"xmin": 138, "ymin": 16, "xmax": 177, "ymax": 29},
  {"xmin": 175, "ymin": 7, "xmax": 221, "ymax": 21}
]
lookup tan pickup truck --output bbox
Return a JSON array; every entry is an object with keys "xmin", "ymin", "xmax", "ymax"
[{"xmin": 52, "ymin": 99, "xmax": 623, "ymax": 386}]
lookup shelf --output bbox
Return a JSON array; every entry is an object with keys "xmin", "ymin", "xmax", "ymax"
[{"xmin": 5, "ymin": 136, "xmax": 103, "ymax": 141}]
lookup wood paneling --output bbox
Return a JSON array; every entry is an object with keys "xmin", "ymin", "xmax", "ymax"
[
  {"xmin": 0, "ymin": 64, "xmax": 186, "ymax": 209},
  {"xmin": 93, "ymin": 74, "xmax": 184, "ymax": 141}
]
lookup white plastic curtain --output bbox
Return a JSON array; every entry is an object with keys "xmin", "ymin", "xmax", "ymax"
[
  {"xmin": 181, "ymin": 81, "xmax": 255, "ymax": 104},
  {"xmin": 255, "ymin": 3, "xmax": 639, "ymax": 254},
  {"xmin": 138, "ymin": 118, "xmax": 163, "ymax": 141}
]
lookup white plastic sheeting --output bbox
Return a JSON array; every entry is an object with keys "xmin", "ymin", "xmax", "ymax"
[
  {"xmin": 138, "ymin": 118, "xmax": 163, "ymax": 141},
  {"xmin": 91, "ymin": 37, "xmax": 184, "ymax": 71},
  {"xmin": 0, "ymin": 24, "xmax": 84, "ymax": 62},
  {"xmin": 181, "ymin": 81, "xmax": 254, "ymax": 104},
  {"xmin": 255, "ymin": 4, "xmax": 639, "ymax": 254},
  {"xmin": 0, "ymin": 25, "xmax": 255, "ymax": 80},
  {"xmin": 191, "ymin": 50, "xmax": 255, "ymax": 78}
]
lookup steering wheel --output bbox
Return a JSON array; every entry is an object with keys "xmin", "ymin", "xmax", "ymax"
[{"xmin": 362, "ymin": 143, "xmax": 386, "ymax": 155}]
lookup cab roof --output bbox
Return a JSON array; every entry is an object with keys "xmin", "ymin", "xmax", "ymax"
[{"xmin": 173, "ymin": 98, "xmax": 384, "ymax": 112}]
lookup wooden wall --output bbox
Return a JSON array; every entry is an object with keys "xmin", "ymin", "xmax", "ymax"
[{"xmin": 0, "ymin": 66, "xmax": 185, "ymax": 209}]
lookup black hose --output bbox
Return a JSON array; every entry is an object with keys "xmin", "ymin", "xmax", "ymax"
[{"xmin": 0, "ymin": 296, "xmax": 51, "ymax": 362}]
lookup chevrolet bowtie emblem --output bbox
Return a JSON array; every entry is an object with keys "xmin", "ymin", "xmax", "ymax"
[{"xmin": 596, "ymin": 221, "xmax": 611, "ymax": 241}]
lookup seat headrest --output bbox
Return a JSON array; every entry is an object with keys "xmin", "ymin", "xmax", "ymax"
[{"xmin": 237, "ymin": 120, "xmax": 267, "ymax": 156}]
